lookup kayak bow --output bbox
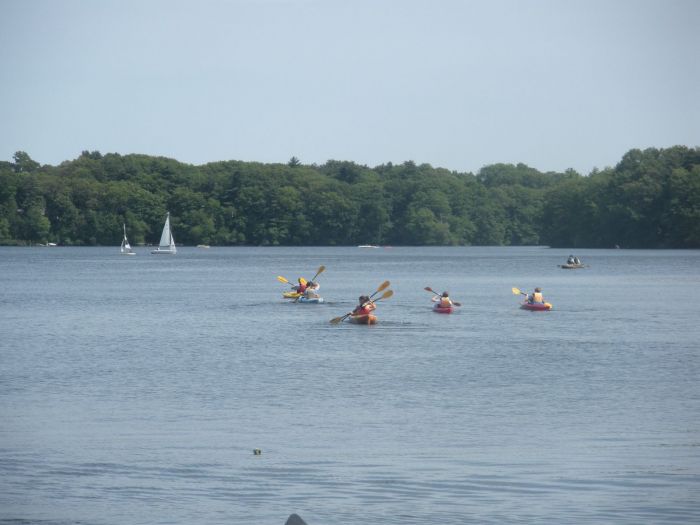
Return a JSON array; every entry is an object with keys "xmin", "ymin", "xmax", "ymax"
[
  {"xmin": 349, "ymin": 314, "xmax": 378, "ymax": 325},
  {"xmin": 433, "ymin": 304, "xmax": 453, "ymax": 314},
  {"xmin": 297, "ymin": 296, "xmax": 324, "ymax": 304},
  {"xmin": 521, "ymin": 301, "xmax": 552, "ymax": 311}
]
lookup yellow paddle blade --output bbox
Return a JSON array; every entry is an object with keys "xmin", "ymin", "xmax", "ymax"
[
  {"xmin": 378, "ymin": 289, "xmax": 393, "ymax": 300},
  {"xmin": 368, "ymin": 281, "xmax": 390, "ymax": 300},
  {"xmin": 330, "ymin": 313, "xmax": 350, "ymax": 325},
  {"xmin": 299, "ymin": 277, "xmax": 307, "ymax": 285},
  {"xmin": 311, "ymin": 265, "xmax": 326, "ymax": 281},
  {"xmin": 376, "ymin": 280, "xmax": 390, "ymax": 293},
  {"xmin": 512, "ymin": 287, "xmax": 522, "ymax": 295},
  {"xmin": 277, "ymin": 276, "xmax": 290, "ymax": 284}
]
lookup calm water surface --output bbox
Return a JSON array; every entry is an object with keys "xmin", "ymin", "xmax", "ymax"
[{"xmin": 1, "ymin": 246, "xmax": 699, "ymax": 524}]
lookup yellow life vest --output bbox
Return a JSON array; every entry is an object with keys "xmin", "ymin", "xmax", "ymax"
[
  {"xmin": 532, "ymin": 292, "xmax": 544, "ymax": 303},
  {"xmin": 440, "ymin": 297, "xmax": 451, "ymax": 307}
]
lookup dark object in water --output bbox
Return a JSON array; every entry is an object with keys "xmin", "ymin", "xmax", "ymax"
[{"xmin": 285, "ymin": 514, "xmax": 308, "ymax": 525}]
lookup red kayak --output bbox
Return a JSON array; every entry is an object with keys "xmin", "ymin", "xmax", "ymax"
[
  {"xmin": 433, "ymin": 304, "xmax": 453, "ymax": 314},
  {"xmin": 521, "ymin": 301, "xmax": 552, "ymax": 311}
]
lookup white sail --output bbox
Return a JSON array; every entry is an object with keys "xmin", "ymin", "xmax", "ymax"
[
  {"xmin": 121, "ymin": 223, "xmax": 135, "ymax": 255},
  {"xmin": 158, "ymin": 214, "xmax": 170, "ymax": 248},
  {"xmin": 152, "ymin": 213, "xmax": 176, "ymax": 254}
]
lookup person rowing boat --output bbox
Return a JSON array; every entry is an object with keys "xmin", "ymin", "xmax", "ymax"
[
  {"xmin": 330, "ymin": 282, "xmax": 392, "ymax": 325},
  {"xmin": 350, "ymin": 295, "xmax": 377, "ymax": 324}
]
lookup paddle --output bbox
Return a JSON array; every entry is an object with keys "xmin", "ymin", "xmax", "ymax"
[
  {"xmin": 330, "ymin": 289, "xmax": 393, "ymax": 325},
  {"xmin": 369, "ymin": 280, "xmax": 390, "ymax": 299},
  {"xmin": 512, "ymin": 287, "xmax": 527, "ymax": 296},
  {"xmin": 281, "ymin": 274, "xmax": 308, "ymax": 289},
  {"xmin": 328, "ymin": 281, "xmax": 390, "ymax": 323},
  {"xmin": 310, "ymin": 265, "xmax": 325, "ymax": 282},
  {"xmin": 424, "ymin": 286, "xmax": 461, "ymax": 307}
]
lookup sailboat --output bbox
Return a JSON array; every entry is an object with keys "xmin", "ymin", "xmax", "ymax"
[
  {"xmin": 120, "ymin": 223, "xmax": 135, "ymax": 255},
  {"xmin": 151, "ymin": 212, "xmax": 177, "ymax": 255}
]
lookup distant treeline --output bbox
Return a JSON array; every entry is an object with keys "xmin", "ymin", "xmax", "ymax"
[{"xmin": 1, "ymin": 146, "xmax": 699, "ymax": 248}]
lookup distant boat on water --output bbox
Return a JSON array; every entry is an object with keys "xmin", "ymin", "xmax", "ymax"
[
  {"xmin": 120, "ymin": 224, "xmax": 135, "ymax": 255},
  {"xmin": 357, "ymin": 244, "xmax": 379, "ymax": 249},
  {"xmin": 151, "ymin": 213, "xmax": 177, "ymax": 255}
]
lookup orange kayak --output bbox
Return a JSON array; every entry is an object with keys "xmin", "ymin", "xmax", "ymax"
[{"xmin": 349, "ymin": 314, "xmax": 378, "ymax": 325}]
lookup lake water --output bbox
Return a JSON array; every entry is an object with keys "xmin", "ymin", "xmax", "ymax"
[{"xmin": 1, "ymin": 246, "xmax": 699, "ymax": 524}]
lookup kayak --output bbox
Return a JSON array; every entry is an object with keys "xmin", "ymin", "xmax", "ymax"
[
  {"xmin": 349, "ymin": 314, "xmax": 378, "ymax": 325},
  {"xmin": 521, "ymin": 301, "xmax": 552, "ymax": 311},
  {"xmin": 433, "ymin": 304, "xmax": 453, "ymax": 314},
  {"xmin": 297, "ymin": 296, "xmax": 324, "ymax": 304},
  {"xmin": 559, "ymin": 263, "xmax": 585, "ymax": 269},
  {"xmin": 283, "ymin": 291, "xmax": 301, "ymax": 299}
]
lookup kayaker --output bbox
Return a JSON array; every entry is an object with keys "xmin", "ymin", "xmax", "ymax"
[
  {"xmin": 304, "ymin": 281, "xmax": 321, "ymax": 299},
  {"xmin": 293, "ymin": 278, "xmax": 308, "ymax": 294},
  {"xmin": 432, "ymin": 291, "xmax": 453, "ymax": 308},
  {"xmin": 527, "ymin": 287, "xmax": 545, "ymax": 304},
  {"xmin": 574, "ymin": 256, "xmax": 581, "ymax": 265},
  {"xmin": 353, "ymin": 295, "xmax": 376, "ymax": 317},
  {"xmin": 567, "ymin": 255, "xmax": 575, "ymax": 265}
]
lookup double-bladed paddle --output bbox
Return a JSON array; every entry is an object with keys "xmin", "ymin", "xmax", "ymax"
[
  {"xmin": 330, "ymin": 282, "xmax": 392, "ymax": 324},
  {"xmin": 424, "ymin": 286, "xmax": 461, "ymax": 306},
  {"xmin": 281, "ymin": 266, "xmax": 325, "ymax": 289}
]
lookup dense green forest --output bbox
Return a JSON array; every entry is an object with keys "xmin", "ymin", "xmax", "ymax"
[{"xmin": 1, "ymin": 146, "xmax": 698, "ymax": 248}]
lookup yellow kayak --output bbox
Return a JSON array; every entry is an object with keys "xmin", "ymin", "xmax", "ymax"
[{"xmin": 283, "ymin": 291, "xmax": 302, "ymax": 299}]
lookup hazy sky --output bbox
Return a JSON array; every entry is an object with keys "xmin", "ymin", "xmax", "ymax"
[{"xmin": 1, "ymin": 0, "xmax": 698, "ymax": 174}]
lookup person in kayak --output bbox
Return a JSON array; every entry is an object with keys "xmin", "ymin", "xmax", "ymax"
[
  {"xmin": 527, "ymin": 287, "xmax": 545, "ymax": 304},
  {"xmin": 292, "ymin": 278, "xmax": 308, "ymax": 294},
  {"xmin": 432, "ymin": 291, "xmax": 453, "ymax": 308},
  {"xmin": 574, "ymin": 256, "xmax": 581, "ymax": 265},
  {"xmin": 353, "ymin": 295, "xmax": 376, "ymax": 317},
  {"xmin": 304, "ymin": 281, "xmax": 321, "ymax": 299},
  {"xmin": 567, "ymin": 255, "xmax": 576, "ymax": 264}
]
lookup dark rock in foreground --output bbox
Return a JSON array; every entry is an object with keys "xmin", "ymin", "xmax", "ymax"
[{"xmin": 285, "ymin": 514, "xmax": 308, "ymax": 525}]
